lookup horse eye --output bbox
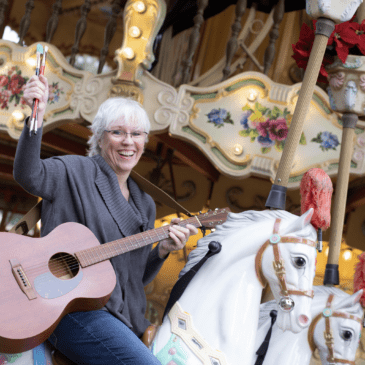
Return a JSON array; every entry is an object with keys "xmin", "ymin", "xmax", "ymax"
[
  {"xmin": 293, "ymin": 257, "xmax": 306, "ymax": 268},
  {"xmin": 341, "ymin": 330, "xmax": 353, "ymax": 341}
]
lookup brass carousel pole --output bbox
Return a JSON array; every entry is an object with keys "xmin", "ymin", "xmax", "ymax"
[
  {"xmin": 324, "ymin": 2, "xmax": 365, "ymax": 285},
  {"xmin": 266, "ymin": 1, "xmax": 362, "ymax": 217},
  {"xmin": 265, "ymin": 16, "xmax": 335, "ymax": 209}
]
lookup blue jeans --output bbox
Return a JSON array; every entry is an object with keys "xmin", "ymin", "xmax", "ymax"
[{"xmin": 48, "ymin": 310, "xmax": 161, "ymax": 365}]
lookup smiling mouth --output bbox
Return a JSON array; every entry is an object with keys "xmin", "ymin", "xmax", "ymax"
[{"xmin": 119, "ymin": 151, "xmax": 135, "ymax": 157}]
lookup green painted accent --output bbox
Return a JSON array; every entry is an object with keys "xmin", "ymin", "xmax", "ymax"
[
  {"xmin": 328, "ymin": 163, "xmax": 339, "ymax": 170},
  {"xmin": 4, "ymin": 353, "xmax": 23, "ymax": 363},
  {"xmin": 155, "ymin": 334, "xmax": 188, "ymax": 365},
  {"xmin": 62, "ymin": 71, "xmax": 82, "ymax": 84},
  {"xmin": 328, "ymin": 161, "xmax": 357, "ymax": 170},
  {"xmin": 191, "ymin": 93, "xmax": 217, "ymax": 100},
  {"xmin": 288, "ymin": 175, "xmax": 303, "ymax": 184},
  {"xmin": 191, "ymin": 79, "xmax": 265, "ymax": 100},
  {"xmin": 312, "ymin": 94, "xmax": 331, "ymax": 114},
  {"xmin": 225, "ymin": 79, "xmax": 266, "ymax": 92},
  {"xmin": 182, "ymin": 126, "xmax": 206, "ymax": 143},
  {"xmin": 211, "ymin": 147, "xmax": 247, "ymax": 170},
  {"xmin": 53, "ymin": 107, "xmax": 73, "ymax": 117},
  {"xmin": 0, "ymin": 45, "xmax": 11, "ymax": 53},
  {"xmin": 47, "ymin": 53, "xmax": 59, "ymax": 68}
]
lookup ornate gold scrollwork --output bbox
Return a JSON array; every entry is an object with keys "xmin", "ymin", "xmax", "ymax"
[
  {"xmin": 109, "ymin": 81, "xmax": 144, "ymax": 104},
  {"xmin": 114, "ymin": 0, "xmax": 166, "ymax": 87}
]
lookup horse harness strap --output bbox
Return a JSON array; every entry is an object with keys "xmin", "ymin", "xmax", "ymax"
[
  {"xmin": 307, "ymin": 294, "xmax": 362, "ymax": 365},
  {"xmin": 255, "ymin": 218, "xmax": 316, "ymax": 303}
]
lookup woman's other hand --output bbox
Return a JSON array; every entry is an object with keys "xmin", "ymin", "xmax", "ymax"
[
  {"xmin": 23, "ymin": 75, "xmax": 49, "ymax": 128},
  {"xmin": 158, "ymin": 218, "xmax": 199, "ymax": 259}
]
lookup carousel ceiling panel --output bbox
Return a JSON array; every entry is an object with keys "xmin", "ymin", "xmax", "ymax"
[
  {"xmin": 141, "ymin": 70, "xmax": 365, "ymax": 188},
  {"xmin": 6, "ymin": 0, "xmax": 125, "ymax": 65}
]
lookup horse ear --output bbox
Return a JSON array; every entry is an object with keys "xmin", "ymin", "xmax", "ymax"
[
  {"xmin": 281, "ymin": 208, "xmax": 314, "ymax": 235},
  {"xmin": 333, "ymin": 290, "xmax": 364, "ymax": 312}
]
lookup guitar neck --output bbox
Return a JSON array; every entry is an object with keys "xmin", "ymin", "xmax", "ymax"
[{"xmin": 75, "ymin": 216, "xmax": 202, "ymax": 268}]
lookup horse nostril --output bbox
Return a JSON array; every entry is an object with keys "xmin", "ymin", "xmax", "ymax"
[{"xmin": 299, "ymin": 315, "xmax": 309, "ymax": 326}]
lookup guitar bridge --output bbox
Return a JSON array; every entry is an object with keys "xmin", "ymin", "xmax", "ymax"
[{"xmin": 10, "ymin": 259, "xmax": 37, "ymax": 300}]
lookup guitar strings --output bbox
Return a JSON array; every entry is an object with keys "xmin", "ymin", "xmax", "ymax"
[
  {"xmin": 18, "ymin": 217, "xmax": 203, "ymax": 276},
  {"xmin": 13, "ymin": 217, "xmax": 207, "ymax": 284},
  {"xmin": 20, "ymin": 223, "xmax": 180, "ymax": 276}
]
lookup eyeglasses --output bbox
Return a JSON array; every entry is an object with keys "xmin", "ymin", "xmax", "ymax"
[{"xmin": 104, "ymin": 130, "xmax": 148, "ymax": 140}]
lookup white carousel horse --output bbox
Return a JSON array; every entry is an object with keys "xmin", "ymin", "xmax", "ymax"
[
  {"xmin": 0, "ymin": 343, "xmax": 54, "ymax": 365},
  {"xmin": 253, "ymin": 286, "xmax": 364, "ymax": 365},
  {"xmin": 152, "ymin": 209, "xmax": 318, "ymax": 365}
]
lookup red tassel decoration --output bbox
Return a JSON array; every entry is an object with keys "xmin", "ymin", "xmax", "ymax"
[
  {"xmin": 300, "ymin": 168, "xmax": 333, "ymax": 231},
  {"xmin": 354, "ymin": 252, "xmax": 365, "ymax": 307}
]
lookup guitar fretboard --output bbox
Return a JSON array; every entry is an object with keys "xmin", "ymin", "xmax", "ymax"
[{"xmin": 75, "ymin": 216, "xmax": 201, "ymax": 267}]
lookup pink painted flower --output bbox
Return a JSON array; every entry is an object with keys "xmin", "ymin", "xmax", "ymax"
[
  {"xmin": 0, "ymin": 90, "xmax": 11, "ymax": 109},
  {"xmin": 328, "ymin": 72, "xmax": 345, "ymax": 90},
  {"xmin": 268, "ymin": 118, "xmax": 288, "ymax": 141},
  {"xmin": 256, "ymin": 120, "xmax": 270, "ymax": 137},
  {"xmin": 0, "ymin": 75, "xmax": 8, "ymax": 88},
  {"xmin": 168, "ymin": 347, "xmax": 177, "ymax": 355}
]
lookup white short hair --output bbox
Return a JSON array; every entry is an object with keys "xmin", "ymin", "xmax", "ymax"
[{"xmin": 87, "ymin": 97, "xmax": 151, "ymax": 156}]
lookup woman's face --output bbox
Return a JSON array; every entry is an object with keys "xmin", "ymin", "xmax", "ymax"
[{"xmin": 99, "ymin": 118, "xmax": 147, "ymax": 177}]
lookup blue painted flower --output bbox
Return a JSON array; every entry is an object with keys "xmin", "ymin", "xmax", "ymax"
[
  {"xmin": 207, "ymin": 108, "xmax": 228, "ymax": 126},
  {"xmin": 321, "ymin": 131, "xmax": 340, "ymax": 150},
  {"xmin": 258, "ymin": 135, "xmax": 275, "ymax": 147},
  {"xmin": 240, "ymin": 110, "xmax": 253, "ymax": 129}
]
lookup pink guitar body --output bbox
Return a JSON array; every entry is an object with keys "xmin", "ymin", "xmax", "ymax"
[{"xmin": 0, "ymin": 222, "xmax": 116, "ymax": 354}]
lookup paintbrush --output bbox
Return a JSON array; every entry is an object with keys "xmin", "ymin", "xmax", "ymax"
[
  {"xmin": 29, "ymin": 44, "xmax": 43, "ymax": 136},
  {"xmin": 31, "ymin": 45, "xmax": 48, "ymax": 135}
]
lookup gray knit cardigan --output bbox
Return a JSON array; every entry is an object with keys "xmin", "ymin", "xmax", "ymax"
[{"xmin": 13, "ymin": 124, "xmax": 166, "ymax": 337}]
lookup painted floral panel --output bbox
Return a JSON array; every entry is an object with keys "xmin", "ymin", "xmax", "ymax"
[
  {"xmin": 48, "ymin": 82, "xmax": 64, "ymax": 104},
  {"xmin": 238, "ymin": 103, "xmax": 306, "ymax": 154},
  {"xmin": 0, "ymin": 66, "xmax": 29, "ymax": 110}
]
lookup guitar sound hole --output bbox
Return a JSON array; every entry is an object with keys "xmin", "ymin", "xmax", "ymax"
[{"xmin": 48, "ymin": 252, "xmax": 80, "ymax": 280}]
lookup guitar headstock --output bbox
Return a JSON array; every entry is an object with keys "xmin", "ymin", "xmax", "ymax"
[{"xmin": 197, "ymin": 208, "xmax": 231, "ymax": 229}]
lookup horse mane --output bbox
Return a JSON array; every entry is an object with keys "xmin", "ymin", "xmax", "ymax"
[{"xmin": 179, "ymin": 209, "xmax": 310, "ymax": 278}]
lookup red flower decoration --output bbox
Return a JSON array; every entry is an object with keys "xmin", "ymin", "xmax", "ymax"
[
  {"xmin": 268, "ymin": 118, "xmax": 288, "ymax": 141},
  {"xmin": 292, "ymin": 19, "xmax": 365, "ymax": 84},
  {"xmin": 9, "ymin": 74, "xmax": 26, "ymax": 95},
  {"xmin": 354, "ymin": 252, "xmax": 365, "ymax": 307},
  {"xmin": 0, "ymin": 75, "xmax": 8, "ymax": 88}
]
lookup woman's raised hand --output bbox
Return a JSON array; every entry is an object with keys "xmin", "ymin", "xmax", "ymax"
[{"xmin": 23, "ymin": 75, "xmax": 49, "ymax": 127}]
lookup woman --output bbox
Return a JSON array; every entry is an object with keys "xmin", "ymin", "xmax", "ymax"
[{"xmin": 13, "ymin": 74, "xmax": 198, "ymax": 365}]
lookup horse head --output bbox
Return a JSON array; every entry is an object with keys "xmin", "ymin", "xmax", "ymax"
[
  {"xmin": 258, "ymin": 208, "xmax": 317, "ymax": 333},
  {"xmin": 310, "ymin": 289, "xmax": 364, "ymax": 365}
]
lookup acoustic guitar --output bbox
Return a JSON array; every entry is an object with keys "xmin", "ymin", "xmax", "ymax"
[{"xmin": 0, "ymin": 208, "xmax": 230, "ymax": 354}]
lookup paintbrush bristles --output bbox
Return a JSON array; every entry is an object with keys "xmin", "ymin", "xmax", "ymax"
[{"xmin": 36, "ymin": 44, "xmax": 43, "ymax": 54}]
